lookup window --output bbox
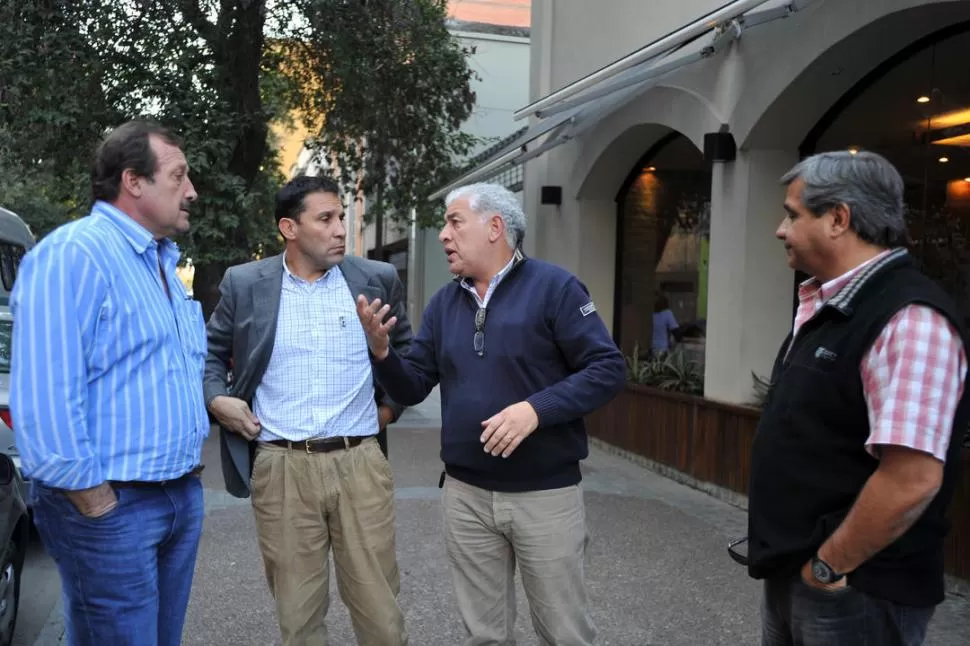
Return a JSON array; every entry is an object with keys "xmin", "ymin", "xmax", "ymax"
[
  {"xmin": 805, "ymin": 25, "xmax": 970, "ymax": 323},
  {"xmin": 0, "ymin": 320, "xmax": 11, "ymax": 373},
  {"xmin": 0, "ymin": 242, "xmax": 26, "ymax": 292},
  {"xmin": 615, "ymin": 132, "xmax": 711, "ymax": 363}
]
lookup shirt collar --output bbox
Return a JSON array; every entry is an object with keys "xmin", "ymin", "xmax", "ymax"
[
  {"xmin": 458, "ymin": 248, "xmax": 524, "ymax": 290},
  {"xmin": 797, "ymin": 248, "xmax": 904, "ymax": 307},
  {"xmin": 93, "ymin": 200, "xmax": 179, "ymax": 261},
  {"xmin": 282, "ymin": 252, "xmax": 335, "ymax": 286}
]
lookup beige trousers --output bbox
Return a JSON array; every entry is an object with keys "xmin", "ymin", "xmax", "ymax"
[
  {"xmin": 251, "ymin": 437, "xmax": 407, "ymax": 646},
  {"xmin": 443, "ymin": 476, "xmax": 596, "ymax": 646}
]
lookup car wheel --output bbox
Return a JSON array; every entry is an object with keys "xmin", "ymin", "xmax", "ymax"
[{"xmin": 0, "ymin": 537, "xmax": 21, "ymax": 646}]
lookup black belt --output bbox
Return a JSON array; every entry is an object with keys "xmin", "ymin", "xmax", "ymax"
[
  {"xmin": 110, "ymin": 465, "xmax": 205, "ymax": 489},
  {"xmin": 264, "ymin": 435, "xmax": 373, "ymax": 454}
]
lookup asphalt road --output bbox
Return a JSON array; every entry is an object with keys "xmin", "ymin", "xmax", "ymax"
[
  {"xmin": 15, "ymin": 392, "xmax": 970, "ymax": 645},
  {"xmin": 15, "ymin": 529, "xmax": 59, "ymax": 646}
]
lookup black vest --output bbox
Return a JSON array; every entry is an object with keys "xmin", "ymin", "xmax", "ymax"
[{"xmin": 747, "ymin": 250, "xmax": 970, "ymax": 607}]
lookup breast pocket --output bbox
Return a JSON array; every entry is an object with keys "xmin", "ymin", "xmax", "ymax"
[{"xmin": 331, "ymin": 303, "xmax": 369, "ymax": 363}]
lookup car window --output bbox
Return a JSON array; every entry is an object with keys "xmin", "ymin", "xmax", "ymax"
[
  {"xmin": 0, "ymin": 320, "xmax": 10, "ymax": 373},
  {"xmin": 0, "ymin": 242, "xmax": 25, "ymax": 292}
]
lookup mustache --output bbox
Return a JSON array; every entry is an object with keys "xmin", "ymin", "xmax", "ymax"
[{"xmin": 179, "ymin": 201, "xmax": 192, "ymax": 214}]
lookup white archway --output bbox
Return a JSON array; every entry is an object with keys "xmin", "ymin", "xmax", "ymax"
[{"xmin": 736, "ymin": 1, "xmax": 970, "ymax": 150}]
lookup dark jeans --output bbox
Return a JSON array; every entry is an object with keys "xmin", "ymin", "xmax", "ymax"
[
  {"xmin": 761, "ymin": 573, "xmax": 935, "ymax": 646},
  {"xmin": 31, "ymin": 475, "xmax": 205, "ymax": 646}
]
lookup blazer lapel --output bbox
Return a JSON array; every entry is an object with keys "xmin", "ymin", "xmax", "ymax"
[
  {"xmin": 243, "ymin": 255, "xmax": 284, "ymax": 399},
  {"xmin": 340, "ymin": 257, "xmax": 382, "ymax": 303}
]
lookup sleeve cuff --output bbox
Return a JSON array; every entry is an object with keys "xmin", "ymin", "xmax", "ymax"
[
  {"xmin": 526, "ymin": 390, "xmax": 560, "ymax": 427},
  {"xmin": 37, "ymin": 457, "xmax": 106, "ymax": 491}
]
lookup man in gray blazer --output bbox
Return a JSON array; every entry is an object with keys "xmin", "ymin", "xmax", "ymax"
[{"xmin": 204, "ymin": 175, "xmax": 412, "ymax": 646}]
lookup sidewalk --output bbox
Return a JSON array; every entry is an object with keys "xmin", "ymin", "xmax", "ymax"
[{"xmin": 36, "ymin": 388, "xmax": 970, "ymax": 644}]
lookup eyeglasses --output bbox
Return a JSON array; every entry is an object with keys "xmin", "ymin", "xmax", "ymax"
[{"xmin": 473, "ymin": 307, "xmax": 487, "ymax": 357}]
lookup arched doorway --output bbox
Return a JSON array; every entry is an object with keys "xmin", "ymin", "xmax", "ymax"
[
  {"xmin": 802, "ymin": 21, "xmax": 970, "ymax": 321},
  {"xmin": 614, "ymin": 131, "xmax": 711, "ymax": 362}
]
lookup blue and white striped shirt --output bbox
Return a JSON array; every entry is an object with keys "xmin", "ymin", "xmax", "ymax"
[
  {"xmin": 10, "ymin": 201, "xmax": 208, "ymax": 489},
  {"xmin": 253, "ymin": 259, "xmax": 378, "ymax": 442}
]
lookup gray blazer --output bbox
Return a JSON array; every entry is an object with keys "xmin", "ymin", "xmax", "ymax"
[{"xmin": 203, "ymin": 253, "xmax": 413, "ymax": 498}]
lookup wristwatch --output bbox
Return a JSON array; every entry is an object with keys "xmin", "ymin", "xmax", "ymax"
[{"xmin": 811, "ymin": 555, "xmax": 845, "ymax": 584}]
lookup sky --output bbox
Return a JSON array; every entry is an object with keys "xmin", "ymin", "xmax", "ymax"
[{"xmin": 448, "ymin": 0, "xmax": 531, "ymax": 28}]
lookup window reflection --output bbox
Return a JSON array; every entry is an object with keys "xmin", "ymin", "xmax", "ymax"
[
  {"xmin": 617, "ymin": 132, "xmax": 711, "ymax": 365},
  {"xmin": 810, "ymin": 27, "xmax": 970, "ymax": 323}
]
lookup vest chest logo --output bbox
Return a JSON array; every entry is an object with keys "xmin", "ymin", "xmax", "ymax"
[{"xmin": 814, "ymin": 346, "xmax": 838, "ymax": 361}]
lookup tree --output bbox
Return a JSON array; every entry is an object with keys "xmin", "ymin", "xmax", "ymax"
[
  {"xmin": 290, "ymin": 0, "xmax": 478, "ymax": 257},
  {"xmin": 0, "ymin": 0, "xmax": 476, "ymax": 316},
  {"xmin": 0, "ymin": 0, "xmax": 119, "ymax": 237}
]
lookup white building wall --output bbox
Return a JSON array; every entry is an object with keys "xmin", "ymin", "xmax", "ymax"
[
  {"xmin": 406, "ymin": 29, "xmax": 531, "ymax": 329},
  {"xmin": 522, "ymin": 0, "xmax": 970, "ymax": 404}
]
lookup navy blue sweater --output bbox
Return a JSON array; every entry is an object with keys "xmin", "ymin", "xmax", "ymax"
[{"xmin": 373, "ymin": 256, "xmax": 626, "ymax": 492}]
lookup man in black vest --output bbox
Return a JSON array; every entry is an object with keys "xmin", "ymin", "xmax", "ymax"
[{"xmin": 747, "ymin": 150, "xmax": 969, "ymax": 645}]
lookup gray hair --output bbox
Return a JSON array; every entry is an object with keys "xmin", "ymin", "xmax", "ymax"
[
  {"xmin": 780, "ymin": 150, "xmax": 907, "ymax": 247},
  {"xmin": 445, "ymin": 182, "xmax": 526, "ymax": 249}
]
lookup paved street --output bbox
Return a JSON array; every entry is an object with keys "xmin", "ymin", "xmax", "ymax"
[{"xmin": 19, "ymin": 388, "xmax": 970, "ymax": 645}]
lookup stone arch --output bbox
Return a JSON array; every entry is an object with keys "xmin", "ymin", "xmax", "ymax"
[{"xmin": 571, "ymin": 85, "xmax": 723, "ymax": 201}]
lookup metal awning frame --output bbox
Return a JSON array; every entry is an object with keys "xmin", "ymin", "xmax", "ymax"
[{"xmin": 429, "ymin": 0, "xmax": 818, "ymax": 201}]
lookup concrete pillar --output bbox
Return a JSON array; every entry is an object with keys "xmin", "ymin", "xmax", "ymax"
[
  {"xmin": 577, "ymin": 197, "xmax": 617, "ymax": 336},
  {"xmin": 704, "ymin": 148, "xmax": 798, "ymax": 404}
]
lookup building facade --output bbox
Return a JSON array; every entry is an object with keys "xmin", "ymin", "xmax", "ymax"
[{"xmin": 444, "ymin": 0, "xmax": 970, "ymax": 405}]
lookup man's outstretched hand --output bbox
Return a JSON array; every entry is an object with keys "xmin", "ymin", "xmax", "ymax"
[{"xmin": 356, "ymin": 295, "xmax": 398, "ymax": 361}]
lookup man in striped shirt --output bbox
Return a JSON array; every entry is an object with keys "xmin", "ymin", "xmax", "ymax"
[
  {"xmin": 746, "ymin": 151, "xmax": 970, "ymax": 645},
  {"xmin": 11, "ymin": 120, "xmax": 208, "ymax": 646}
]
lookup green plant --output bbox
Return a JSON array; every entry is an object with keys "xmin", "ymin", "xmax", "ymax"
[
  {"xmin": 750, "ymin": 372, "xmax": 772, "ymax": 409},
  {"xmin": 624, "ymin": 342, "xmax": 649, "ymax": 384},
  {"xmin": 625, "ymin": 344, "xmax": 704, "ymax": 395}
]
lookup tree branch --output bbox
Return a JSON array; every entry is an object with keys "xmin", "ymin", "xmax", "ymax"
[{"xmin": 178, "ymin": 0, "xmax": 216, "ymax": 44}]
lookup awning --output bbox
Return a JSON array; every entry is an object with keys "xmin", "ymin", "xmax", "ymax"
[{"xmin": 430, "ymin": 0, "xmax": 816, "ymax": 201}]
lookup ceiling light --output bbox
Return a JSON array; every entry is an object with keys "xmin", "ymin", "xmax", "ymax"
[
  {"xmin": 939, "ymin": 156, "xmax": 949, "ymax": 163},
  {"xmin": 917, "ymin": 96, "xmax": 931, "ymax": 104},
  {"xmin": 933, "ymin": 133, "xmax": 970, "ymax": 147}
]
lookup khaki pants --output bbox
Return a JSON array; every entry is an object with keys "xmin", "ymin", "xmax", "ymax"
[
  {"xmin": 251, "ymin": 437, "xmax": 407, "ymax": 646},
  {"xmin": 443, "ymin": 476, "xmax": 596, "ymax": 646}
]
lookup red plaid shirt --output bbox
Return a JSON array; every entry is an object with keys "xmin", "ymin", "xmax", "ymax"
[{"xmin": 792, "ymin": 251, "xmax": 967, "ymax": 462}]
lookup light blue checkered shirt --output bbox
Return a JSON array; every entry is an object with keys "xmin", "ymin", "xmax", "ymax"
[{"xmin": 253, "ymin": 259, "xmax": 378, "ymax": 442}]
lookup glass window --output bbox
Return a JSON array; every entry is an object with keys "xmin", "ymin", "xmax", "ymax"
[
  {"xmin": 0, "ymin": 320, "xmax": 11, "ymax": 373},
  {"xmin": 616, "ymin": 132, "xmax": 711, "ymax": 365},
  {"xmin": 807, "ymin": 26, "xmax": 970, "ymax": 323},
  {"xmin": 0, "ymin": 244, "xmax": 15, "ymax": 292}
]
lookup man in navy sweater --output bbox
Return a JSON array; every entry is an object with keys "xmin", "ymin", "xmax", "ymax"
[{"xmin": 356, "ymin": 182, "xmax": 625, "ymax": 645}]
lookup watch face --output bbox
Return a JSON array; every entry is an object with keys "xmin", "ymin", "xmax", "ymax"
[{"xmin": 812, "ymin": 559, "xmax": 831, "ymax": 583}]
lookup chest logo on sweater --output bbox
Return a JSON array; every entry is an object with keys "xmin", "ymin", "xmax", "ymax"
[
  {"xmin": 814, "ymin": 346, "xmax": 838, "ymax": 361},
  {"xmin": 580, "ymin": 301, "xmax": 597, "ymax": 317}
]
